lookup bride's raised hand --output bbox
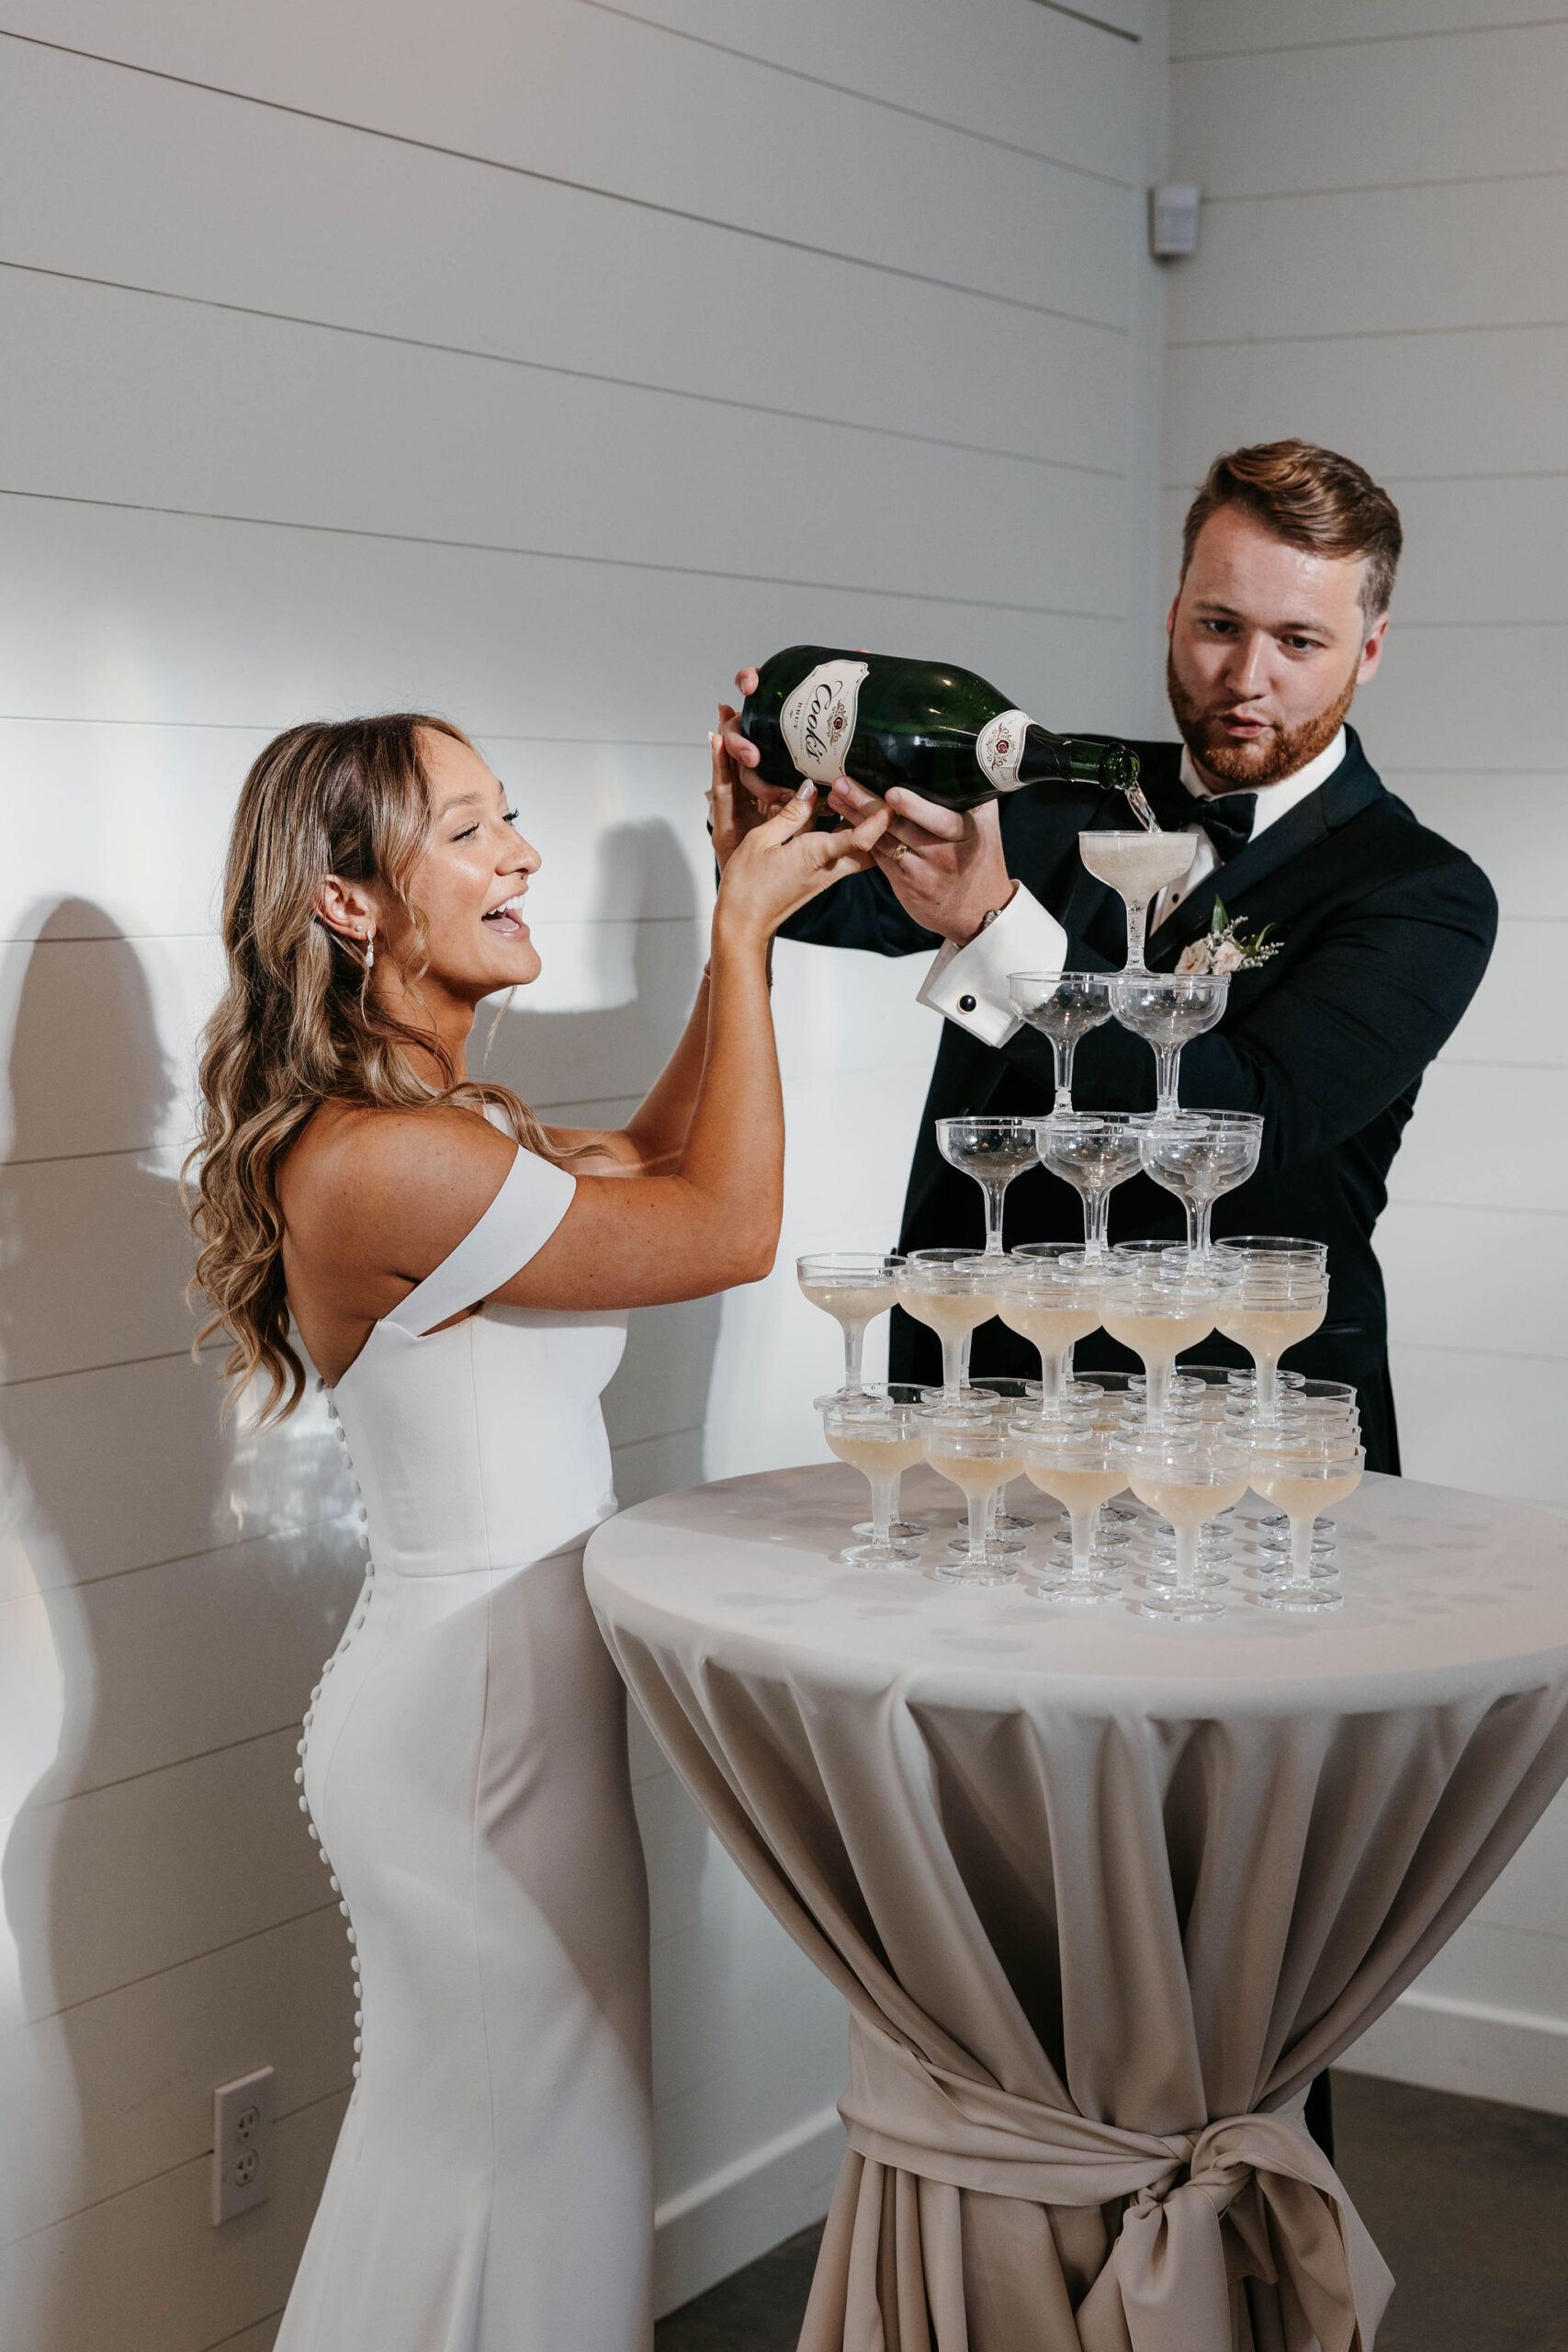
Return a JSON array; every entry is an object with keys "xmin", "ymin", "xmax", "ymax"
[{"xmin": 714, "ymin": 770, "xmax": 888, "ymax": 944}]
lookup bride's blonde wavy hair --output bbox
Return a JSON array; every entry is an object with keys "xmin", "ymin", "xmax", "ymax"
[{"xmin": 188, "ymin": 713, "xmax": 579, "ymax": 1422}]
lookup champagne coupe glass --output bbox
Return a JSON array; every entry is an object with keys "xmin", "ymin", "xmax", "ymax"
[
  {"xmin": 935, "ymin": 1117, "xmax": 1041, "ymax": 1255},
  {"xmin": 1212, "ymin": 1259, "xmax": 1328, "ymax": 1428},
  {"xmin": 1018, "ymin": 1426, "xmax": 1127, "ymax": 1602},
  {"xmin": 797, "ymin": 1251, "xmax": 900, "ymax": 1395},
  {"xmin": 894, "ymin": 1250, "xmax": 991, "ymax": 1403},
  {"xmin": 1099, "ymin": 1257, "xmax": 1235, "ymax": 1430},
  {"xmin": 1108, "ymin": 973, "xmax": 1229, "ymax": 1112},
  {"xmin": 818, "ymin": 1391, "xmax": 924, "ymax": 1568},
  {"xmin": 1249, "ymin": 1441, "xmax": 1365, "ymax": 1610},
  {"xmin": 920, "ymin": 1414, "xmax": 1025, "ymax": 1586},
  {"xmin": 1077, "ymin": 831, "xmax": 1194, "ymax": 972},
  {"xmin": 849, "ymin": 1381, "xmax": 932, "ymax": 1543},
  {"xmin": 1007, "ymin": 972, "xmax": 1113, "ymax": 1113},
  {"xmin": 959, "ymin": 1375, "xmax": 1043, "ymax": 1543},
  {"xmin": 1033, "ymin": 1112, "xmax": 1152, "ymax": 1258},
  {"xmin": 1139, "ymin": 1112, "xmax": 1263, "ymax": 1256},
  {"xmin": 992, "ymin": 1252, "xmax": 1105, "ymax": 1419},
  {"xmin": 1113, "ymin": 1433, "xmax": 1252, "ymax": 1622}
]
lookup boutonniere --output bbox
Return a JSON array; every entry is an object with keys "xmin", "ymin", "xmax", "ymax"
[{"xmin": 1177, "ymin": 899, "xmax": 1282, "ymax": 976}]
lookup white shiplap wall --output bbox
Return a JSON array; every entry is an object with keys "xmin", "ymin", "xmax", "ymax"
[
  {"xmin": 0, "ymin": 5, "xmax": 1169, "ymax": 2344},
  {"xmin": 1164, "ymin": 0, "xmax": 1568, "ymax": 2116}
]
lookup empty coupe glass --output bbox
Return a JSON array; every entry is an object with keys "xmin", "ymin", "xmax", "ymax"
[
  {"xmin": 818, "ymin": 1391, "xmax": 924, "ymax": 1568},
  {"xmin": 1077, "ymin": 831, "xmax": 1195, "ymax": 972},
  {"xmin": 1006, "ymin": 971, "xmax": 1113, "ymax": 1113},
  {"xmin": 797, "ymin": 1251, "xmax": 899, "ymax": 1395},
  {"xmin": 1139, "ymin": 1111, "xmax": 1263, "ymax": 1254},
  {"xmin": 1108, "ymin": 972, "xmax": 1229, "ymax": 1112},
  {"xmin": 935, "ymin": 1117, "xmax": 1041, "ymax": 1255},
  {"xmin": 1033, "ymin": 1111, "xmax": 1152, "ymax": 1257}
]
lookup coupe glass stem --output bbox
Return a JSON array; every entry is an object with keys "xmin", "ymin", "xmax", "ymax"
[
  {"xmin": 1173, "ymin": 1522, "xmax": 1200, "ymax": 1600},
  {"xmin": 1145, "ymin": 1356, "xmax": 1173, "ymax": 1427},
  {"xmin": 1291, "ymin": 1510, "xmax": 1314, "ymax": 1578},
  {"xmin": 941, "ymin": 1336, "xmax": 965, "ymax": 1401},
  {"xmin": 869, "ymin": 1476, "xmax": 897, "ymax": 1550},
  {"xmin": 1154, "ymin": 1044, "xmax": 1180, "ymax": 1112},
  {"xmin": 981, "ymin": 1182, "xmax": 1008, "ymax": 1255},
  {"xmin": 1069, "ymin": 1509, "xmax": 1095, "ymax": 1579},
  {"xmin": 1039, "ymin": 1350, "xmax": 1063, "ymax": 1415},
  {"xmin": 1082, "ymin": 1185, "xmax": 1111, "ymax": 1256},
  {"xmin": 964, "ymin": 1489, "xmax": 989, "ymax": 1562},
  {"xmin": 841, "ymin": 1319, "xmax": 869, "ymax": 1392},
  {"xmin": 1054, "ymin": 1038, "xmax": 1076, "ymax": 1115},
  {"xmin": 1123, "ymin": 896, "xmax": 1151, "ymax": 973},
  {"xmin": 1256, "ymin": 1352, "xmax": 1281, "ymax": 1422}
]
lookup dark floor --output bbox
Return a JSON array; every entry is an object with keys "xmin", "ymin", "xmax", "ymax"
[{"xmin": 655, "ymin": 2075, "xmax": 1568, "ymax": 2352}]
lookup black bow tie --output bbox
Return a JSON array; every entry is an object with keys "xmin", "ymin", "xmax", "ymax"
[{"xmin": 1137, "ymin": 767, "xmax": 1256, "ymax": 863}]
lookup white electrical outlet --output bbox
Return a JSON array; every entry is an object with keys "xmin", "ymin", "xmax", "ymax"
[{"xmin": 211, "ymin": 2065, "xmax": 274, "ymax": 2226}]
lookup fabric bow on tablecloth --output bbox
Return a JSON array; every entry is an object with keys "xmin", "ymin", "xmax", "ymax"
[{"xmin": 838, "ymin": 2020, "xmax": 1392, "ymax": 2352}]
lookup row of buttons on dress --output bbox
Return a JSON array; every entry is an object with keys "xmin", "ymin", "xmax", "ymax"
[{"xmin": 295, "ymin": 1383, "xmax": 374, "ymax": 2101}]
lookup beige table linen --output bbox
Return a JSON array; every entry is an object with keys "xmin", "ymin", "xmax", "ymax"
[{"xmin": 586, "ymin": 1468, "xmax": 1568, "ymax": 2352}]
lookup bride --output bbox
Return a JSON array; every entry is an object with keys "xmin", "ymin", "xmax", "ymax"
[{"xmin": 187, "ymin": 712, "xmax": 884, "ymax": 2350}]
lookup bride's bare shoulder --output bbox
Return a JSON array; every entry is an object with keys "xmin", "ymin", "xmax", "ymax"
[{"xmin": 280, "ymin": 1100, "xmax": 513, "ymax": 1267}]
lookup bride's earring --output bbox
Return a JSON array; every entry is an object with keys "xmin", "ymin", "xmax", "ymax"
[{"xmin": 363, "ymin": 931, "xmax": 375, "ymax": 970}]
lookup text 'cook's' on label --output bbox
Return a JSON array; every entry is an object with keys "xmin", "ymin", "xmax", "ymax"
[
  {"xmin": 975, "ymin": 709, "xmax": 1032, "ymax": 791},
  {"xmin": 778, "ymin": 661, "xmax": 871, "ymax": 786}
]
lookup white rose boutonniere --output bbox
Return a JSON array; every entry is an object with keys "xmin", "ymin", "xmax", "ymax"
[{"xmin": 1176, "ymin": 899, "xmax": 1282, "ymax": 978}]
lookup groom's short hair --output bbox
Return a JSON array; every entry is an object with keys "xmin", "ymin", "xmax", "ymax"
[{"xmin": 1182, "ymin": 440, "xmax": 1404, "ymax": 618}]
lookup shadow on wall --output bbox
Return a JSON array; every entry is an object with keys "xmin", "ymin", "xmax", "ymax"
[
  {"xmin": 0, "ymin": 901, "xmax": 356, "ymax": 2347},
  {"xmin": 482, "ymin": 819, "xmax": 721, "ymax": 1494}
]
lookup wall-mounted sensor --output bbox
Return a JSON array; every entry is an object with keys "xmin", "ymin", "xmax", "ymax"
[{"xmin": 1150, "ymin": 184, "xmax": 1201, "ymax": 258}]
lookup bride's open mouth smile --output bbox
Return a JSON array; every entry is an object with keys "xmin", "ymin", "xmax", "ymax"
[{"xmin": 481, "ymin": 891, "xmax": 530, "ymax": 938}]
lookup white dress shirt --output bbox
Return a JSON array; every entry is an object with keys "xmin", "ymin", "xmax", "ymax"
[{"xmin": 917, "ymin": 729, "xmax": 1348, "ymax": 1047}]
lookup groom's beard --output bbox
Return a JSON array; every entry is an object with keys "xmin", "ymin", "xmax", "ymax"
[{"xmin": 1166, "ymin": 647, "xmax": 1360, "ymax": 790}]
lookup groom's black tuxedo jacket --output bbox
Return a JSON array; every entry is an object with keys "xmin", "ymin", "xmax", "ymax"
[{"xmin": 779, "ymin": 729, "xmax": 1496, "ymax": 1472}]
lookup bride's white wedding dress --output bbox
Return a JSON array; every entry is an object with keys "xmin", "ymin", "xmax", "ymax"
[{"xmin": 276, "ymin": 1141, "xmax": 653, "ymax": 2352}]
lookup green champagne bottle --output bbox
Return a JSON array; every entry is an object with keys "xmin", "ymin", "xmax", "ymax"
[{"xmin": 739, "ymin": 645, "xmax": 1151, "ymax": 820}]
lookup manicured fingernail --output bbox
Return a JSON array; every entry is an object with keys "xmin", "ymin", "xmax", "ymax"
[{"xmin": 795, "ymin": 778, "xmax": 815, "ymax": 800}]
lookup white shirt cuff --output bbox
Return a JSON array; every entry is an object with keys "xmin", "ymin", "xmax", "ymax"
[{"xmin": 915, "ymin": 885, "xmax": 1067, "ymax": 1046}]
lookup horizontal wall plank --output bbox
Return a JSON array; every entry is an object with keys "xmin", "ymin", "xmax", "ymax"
[
  {"xmin": 0, "ymin": 1904, "xmax": 352, "ymax": 2245},
  {"xmin": 0, "ymin": 47, "xmax": 1133, "ymax": 474},
  {"xmin": 1161, "ymin": 324, "xmax": 1568, "ymax": 487},
  {"xmin": 1166, "ymin": 177, "xmax": 1568, "ymax": 345},
  {"xmin": 1172, "ymin": 2, "xmax": 1557, "ymax": 57},
  {"xmin": 0, "ymin": 497, "xmax": 1134, "ymax": 741},
  {"xmin": 0, "ymin": 1518, "xmax": 363, "ymax": 1815},
  {"xmin": 1390, "ymin": 773, "xmax": 1566, "ymax": 921},
  {"xmin": 1349, "ymin": 628, "xmax": 1564, "ymax": 774},
  {"xmin": 595, "ymin": 0, "xmax": 1145, "ymax": 176},
  {"xmin": 1415, "ymin": 1915, "xmax": 1568, "ymax": 2022},
  {"xmin": 6, "ymin": 1728, "xmax": 333, "ymax": 2020},
  {"xmin": 1381, "ymin": 1200, "xmax": 1568, "ymax": 1359},
  {"xmin": 0, "ymin": 1358, "xmax": 349, "ymax": 1603},
  {"xmin": 1158, "ymin": 476, "xmax": 1568, "ymax": 626},
  {"xmin": 1389, "ymin": 1061, "xmax": 1566, "ymax": 1214},
  {"xmin": 609, "ymin": 1424, "xmax": 705, "ymax": 1511},
  {"xmin": 0, "ymin": 2, "xmax": 1134, "ymax": 323},
  {"xmin": 1, "ymin": 271, "xmax": 1132, "ymax": 618},
  {"xmin": 0, "ymin": 933, "xmax": 220, "ymax": 1159},
  {"xmin": 0, "ymin": 2088, "xmax": 343, "ymax": 2352},
  {"xmin": 1389, "ymin": 1341, "xmax": 1568, "ymax": 1504},
  {"xmin": 1173, "ymin": 20, "xmax": 1568, "ymax": 196},
  {"xmin": 1438, "ymin": 919, "xmax": 1567, "ymax": 1068}
]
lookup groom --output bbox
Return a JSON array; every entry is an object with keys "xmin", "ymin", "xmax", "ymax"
[{"xmin": 715, "ymin": 441, "xmax": 1497, "ymax": 1476}]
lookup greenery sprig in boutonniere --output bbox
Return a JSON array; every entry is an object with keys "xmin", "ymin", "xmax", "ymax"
[{"xmin": 1177, "ymin": 899, "xmax": 1281, "ymax": 976}]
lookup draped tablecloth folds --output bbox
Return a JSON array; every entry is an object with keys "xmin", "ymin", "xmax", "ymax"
[{"xmin": 586, "ymin": 1466, "xmax": 1568, "ymax": 2351}]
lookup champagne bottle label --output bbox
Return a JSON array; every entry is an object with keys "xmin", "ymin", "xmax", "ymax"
[
  {"xmin": 975, "ymin": 709, "xmax": 1032, "ymax": 791},
  {"xmin": 778, "ymin": 659, "xmax": 871, "ymax": 785}
]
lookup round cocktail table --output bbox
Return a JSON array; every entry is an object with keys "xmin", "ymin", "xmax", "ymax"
[{"xmin": 587, "ymin": 1465, "xmax": 1568, "ymax": 2350}]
